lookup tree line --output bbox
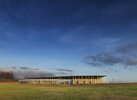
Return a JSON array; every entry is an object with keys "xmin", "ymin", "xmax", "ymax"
[{"xmin": 0, "ymin": 72, "xmax": 15, "ymax": 81}]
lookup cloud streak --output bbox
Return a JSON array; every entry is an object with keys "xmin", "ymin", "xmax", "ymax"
[
  {"xmin": 84, "ymin": 42, "xmax": 137, "ymax": 68},
  {"xmin": 0, "ymin": 66, "xmax": 54, "ymax": 79},
  {"xmin": 56, "ymin": 68, "xmax": 73, "ymax": 72}
]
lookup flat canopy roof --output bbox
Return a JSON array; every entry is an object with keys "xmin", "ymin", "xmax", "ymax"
[{"xmin": 27, "ymin": 75, "xmax": 106, "ymax": 79}]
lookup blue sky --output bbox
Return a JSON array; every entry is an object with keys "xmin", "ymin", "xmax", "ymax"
[{"xmin": 0, "ymin": 0, "xmax": 137, "ymax": 82}]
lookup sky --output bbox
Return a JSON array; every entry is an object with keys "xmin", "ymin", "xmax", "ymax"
[{"xmin": 0, "ymin": 0, "xmax": 137, "ymax": 82}]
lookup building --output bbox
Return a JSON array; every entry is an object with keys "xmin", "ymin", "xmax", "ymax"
[{"xmin": 26, "ymin": 75, "xmax": 106, "ymax": 85}]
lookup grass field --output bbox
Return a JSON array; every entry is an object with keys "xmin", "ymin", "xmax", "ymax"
[{"xmin": 0, "ymin": 82, "xmax": 137, "ymax": 100}]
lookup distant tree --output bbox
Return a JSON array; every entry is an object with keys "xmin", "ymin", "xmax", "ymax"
[{"xmin": 0, "ymin": 72, "xmax": 15, "ymax": 81}]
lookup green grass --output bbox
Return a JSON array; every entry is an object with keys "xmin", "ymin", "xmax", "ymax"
[{"xmin": 0, "ymin": 83, "xmax": 137, "ymax": 100}]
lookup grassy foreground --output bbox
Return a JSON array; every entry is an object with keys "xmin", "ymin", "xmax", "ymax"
[{"xmin": 0, "ymin": 83, "xmax": 137, "ymax": 100}]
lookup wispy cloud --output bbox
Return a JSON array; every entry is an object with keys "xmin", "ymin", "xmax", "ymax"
[
  {"xmin": 84, "ymin": 42, "xmax": 137, "ymax": 68},
  {"xmin": 84, "ymin": 53, "xmax": 124, "ymax": 66},
  {"xmin": 0, "ymin": 66, "xmax": 54, "ymax": 79},
  {"xmin": 115, "ymin": 42, "xmax": 137, "ymax": 55},
  {"xmin": 0, "ymin": 69, "xmax": 13, "ymax": 72},
  {"xmin": 11, "ymin": 66, "xmax": 17, "ymax": 69},
  {"xmin": 56, "ymin": 68, "xmax": 73, "ymax": 72},
  {"xmin": 53, "ymin": 72, "xmax": 68, "ymax": 76}
]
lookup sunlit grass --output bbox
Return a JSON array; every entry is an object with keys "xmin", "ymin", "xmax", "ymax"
[{"xmin": 0, "ymin": 82, "xmax": 137, "ymax": 100}]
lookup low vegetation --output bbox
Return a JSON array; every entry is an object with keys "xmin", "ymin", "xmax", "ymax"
[{"xmin": 0, "ymin": 82, "xmax": 137, "ymax": 100}]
